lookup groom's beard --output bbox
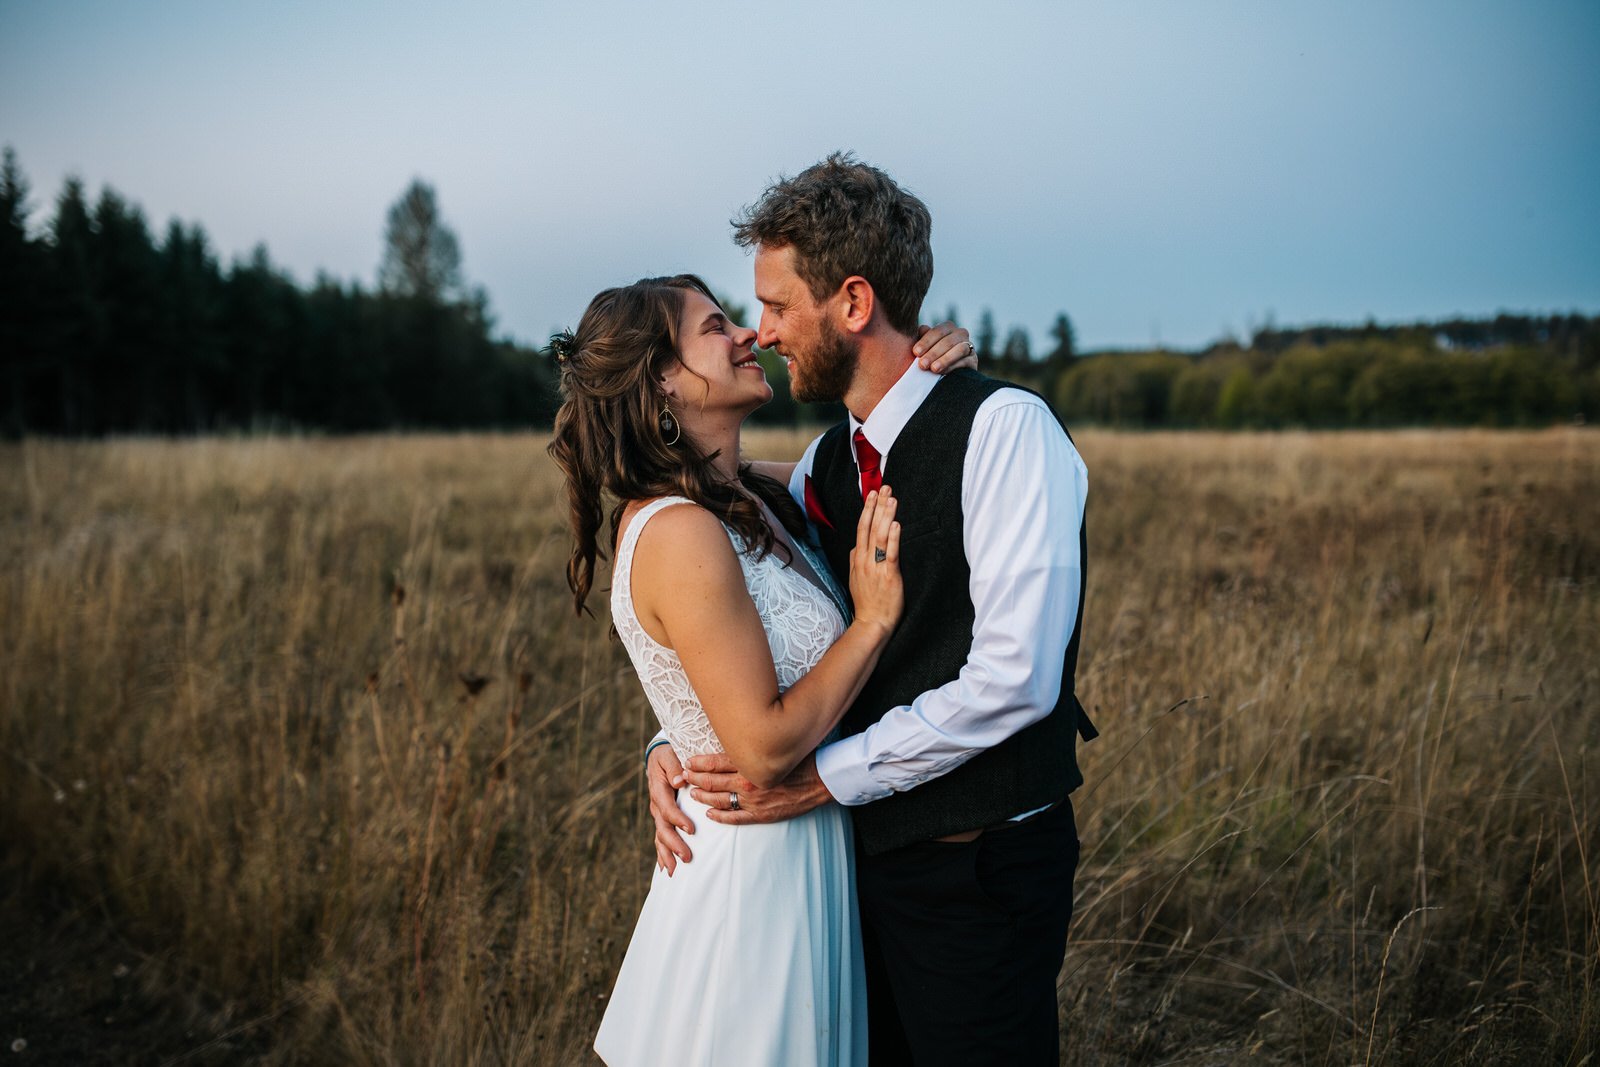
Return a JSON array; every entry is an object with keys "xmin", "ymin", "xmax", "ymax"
[{"xmin": 788, "ymin": 319, "xmax": 858, "ymax": 404}]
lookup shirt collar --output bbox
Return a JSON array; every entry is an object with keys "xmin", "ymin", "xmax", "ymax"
[{"xmin": 848, "ymin": 360, "xmax": 939, "ymax": 459}]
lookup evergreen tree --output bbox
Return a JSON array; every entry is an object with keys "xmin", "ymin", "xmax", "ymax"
[
  {"xmin": 975, "ymin": 308, "xmax": 996, "ymax": 363},
  {"xmin": 223, "ymin": 244, "xmax": 303, "ymax": 427},
  {"xmin": 378, "ymin": 179, "xmax": 462, "ymax": 301},
  {"xmin": 158, "ymin": 220, "xmax": 226, "ymax": 430},
  {"xmin": 46, "ymin": 177, "xmax": 103, "ymax": 433},
  {"xmin": 1, "ymin": 147, "xmax": 41, "ymax": 434},
  {"xmin": 1000, "ymin": 326, "xmax": 1031, "ymax": 376},
  {"xmin": 92, "ymin": 188, "xmax": 163, "ymax": 430},
  {"xmin": 0, "ymin": 146, "xmax": 29, "ymax": 243},
  {"xmin": 1047, "ymin": 312, "xmax": 1076, "ymax": 369}
]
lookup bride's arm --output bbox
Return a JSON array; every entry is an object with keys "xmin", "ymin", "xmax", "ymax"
[{"xmin": 631, "ymin": 492, "xmax": 903, "ymax": 790}]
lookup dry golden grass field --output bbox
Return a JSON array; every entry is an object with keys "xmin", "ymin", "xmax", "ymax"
[{"xmin": 2, "ymin": 429, "xmax": 1597, "ymax": 1065}]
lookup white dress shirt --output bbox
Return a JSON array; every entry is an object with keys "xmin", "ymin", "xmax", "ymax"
[{"xmin": 786, "ymin": 362, "xmax": 1089, "ymax": 808}]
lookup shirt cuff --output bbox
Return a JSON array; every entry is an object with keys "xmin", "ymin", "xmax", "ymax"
[{"xmin": 815, "ymin": 734, "xmax": 894, "ymax": 807}]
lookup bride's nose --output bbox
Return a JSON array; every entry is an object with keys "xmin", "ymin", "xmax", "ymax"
[{"xmin": 734, "ymin": 324, "xmax": 758, "ymax": 349}]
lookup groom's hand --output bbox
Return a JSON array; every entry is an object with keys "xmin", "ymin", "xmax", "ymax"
[
  {"xmin": 647, "ymin": 744, "xmax": 695, "ymax": 874},
  {"xmin": 684, "ymin": 752, "xmax": 834, "ymax": 825}
]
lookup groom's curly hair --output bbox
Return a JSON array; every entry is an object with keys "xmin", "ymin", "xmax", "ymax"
[{"xmin": 732, "ymin": 152, "xmax": 933, "ymax": 336}]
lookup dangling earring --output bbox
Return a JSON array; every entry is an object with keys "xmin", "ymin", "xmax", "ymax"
[{"xmin": 658, "ymin": 400, "xmax": 682, "ymax": 446}]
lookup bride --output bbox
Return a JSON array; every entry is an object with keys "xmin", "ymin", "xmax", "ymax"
[{"xmin": 546, "ymin": 274, "xmax": 970, "ymax": 1065}]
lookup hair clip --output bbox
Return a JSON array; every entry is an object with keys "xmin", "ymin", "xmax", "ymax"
[{"xmin": 549, "ymin": 329, "xmax": 577, "ymax": 364}]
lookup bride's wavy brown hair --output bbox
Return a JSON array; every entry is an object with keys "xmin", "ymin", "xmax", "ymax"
[{"xmin": 547, "ymin": 273, "xmax": 806, "ymax": 616}]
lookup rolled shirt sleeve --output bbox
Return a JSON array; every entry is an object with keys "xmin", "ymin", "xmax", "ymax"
[{"xmin": 814, "ymin": 392, "xmax": 1088, "ymax": 806}]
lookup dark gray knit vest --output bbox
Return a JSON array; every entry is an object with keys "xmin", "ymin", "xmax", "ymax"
[{"xmin": 812, "ymin": 369, "xmax": 1095, "ymax": 856}]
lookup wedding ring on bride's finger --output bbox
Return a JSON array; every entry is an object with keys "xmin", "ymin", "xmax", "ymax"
[
  {"xmin": 874, "ymin": 548, "xmax": 887, "ymax": 563},
  {"xmin": 729, "ymin": 792, "xmax": 740, "ymax": 811}
]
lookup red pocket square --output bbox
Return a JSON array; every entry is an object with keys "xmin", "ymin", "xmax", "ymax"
[{"xmin": 803, "ymin": 475, "xmax": 834, "ymax": 530}]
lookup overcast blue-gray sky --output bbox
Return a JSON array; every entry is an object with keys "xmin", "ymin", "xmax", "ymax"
[{"xmin": 3, "ymin": 0, "xmax": 1597, "ymax": 350}]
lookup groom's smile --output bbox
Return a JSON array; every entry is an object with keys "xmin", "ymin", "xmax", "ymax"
[{"xmin": 754, "ymin": 245, "xmax": 858, "ymax": 404}]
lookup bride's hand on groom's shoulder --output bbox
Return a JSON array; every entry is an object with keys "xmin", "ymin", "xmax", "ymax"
[
  {"xmin": 914, "ymin": 321, "xmax": 977, "ymax": 373},
  {"xmin": 684, "ymin": 752, "xmax": 834, "ymax": 826}
]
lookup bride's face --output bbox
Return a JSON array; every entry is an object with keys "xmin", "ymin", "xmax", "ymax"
[{"xmin": 659, "ymin": 290, "xmax": 770, "ymax": 420}]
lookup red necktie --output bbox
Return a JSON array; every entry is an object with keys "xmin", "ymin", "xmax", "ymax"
[{"xmin": 853, "ymin": 429, "xmax": 883, "ymax": 500}]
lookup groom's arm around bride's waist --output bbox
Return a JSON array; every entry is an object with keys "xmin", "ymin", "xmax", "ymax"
[
  {"xmin": 812, "ymin": 391, "xmax": 1089, "ymax": 812},
  {"xmin": 684, "ymin": 391, "xmax": 1091, "ymax": 827}
]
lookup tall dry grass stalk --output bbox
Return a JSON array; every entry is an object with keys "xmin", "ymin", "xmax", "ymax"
[{"xmin": 1, "ymin": 429, "xmax": 1595, "ymax": 1064}]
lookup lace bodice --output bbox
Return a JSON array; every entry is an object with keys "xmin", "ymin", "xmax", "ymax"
[{"xmin": 611, "ymin": 496, "xmax": 848, "ymax": 760}]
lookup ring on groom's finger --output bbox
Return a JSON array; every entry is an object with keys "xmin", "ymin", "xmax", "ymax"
[
  {"xmin": 874, "ymin": 548, "xmax": 887, "ymax": 563},
  {"xmin": 729, "ymin": 792, "xmax": 740, "ymax": 811},
  {"xmin": 966, "ymin": 340, "xmax": 976, "ymax": 356}
]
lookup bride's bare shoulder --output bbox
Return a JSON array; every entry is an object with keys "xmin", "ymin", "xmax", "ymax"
[
  {"xmin": 620, "ymin": 497, "xmax": 732, "ymax": 562},
  {"xmin": 626, "ymin": 499, "xmax": 744, "ymax": 623}
]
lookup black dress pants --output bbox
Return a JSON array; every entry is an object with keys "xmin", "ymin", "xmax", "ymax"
[{"xmin": 856, "ymin": 798, "xmax": 1079, "ymax": 1066}]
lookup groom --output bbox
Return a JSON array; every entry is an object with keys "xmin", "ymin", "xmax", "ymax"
[{"xmin": 650, "ymin": 153, "xmax": 1095, "ymax": 1064}]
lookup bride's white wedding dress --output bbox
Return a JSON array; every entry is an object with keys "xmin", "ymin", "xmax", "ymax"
[{"xmin": 594, "ymin": 496, "xmax": 867, "ymax": 1066}]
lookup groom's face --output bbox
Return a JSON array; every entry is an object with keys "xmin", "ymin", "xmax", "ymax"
[{"xmin": 753, "ymin": 244, "xmax": 857, "ymax": 404}]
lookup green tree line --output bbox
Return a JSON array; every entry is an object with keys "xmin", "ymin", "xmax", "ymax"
[
  {"xmin": 1047, "ymin": 326, "xmax": 1599, "ymax": 429},
  {"xmin": 1, "ymin": 148, "xmax": 556, "ymax": 437},
  {"xmin": 744, "ymin": 296, "xmax": 1598, "ymax": 432},
  {"xmin": 4, "ymin": 145, "xmax": 1595, "ymax": 436}
]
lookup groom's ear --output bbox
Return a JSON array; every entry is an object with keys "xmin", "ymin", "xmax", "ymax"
[{"xmin": 835, "ymin": 276, "xmax": 875, "ymax": 336}]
